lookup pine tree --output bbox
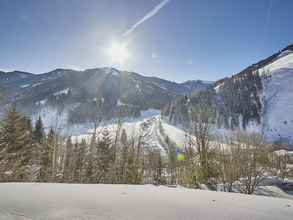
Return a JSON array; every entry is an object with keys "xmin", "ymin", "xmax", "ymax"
[
  {"xmin": 47, "ymin": 128, "xmax": 57, "ymax": 181},
  {"xmin": 73, "ymin": 139, "xmax": 85, "ymax": 183},
  {"xmin": 84, "ymin": 135, "xmax": 96, "ymax": 183},
  {"xmin": 0, "ymin": 107, "xmax": 33, "ymax": 181},
  {"xmin": 95, "ymin": 128, "xmax": 113, "ymax": 183},
  {"xmin": 38, "ymin": 128, "xmax": 56, "ymax": 182},
  {"xmin": 63, "ymin": 137, "xmax": 74, "ymax": 182},
  {"xmin": 120, "ymin": 129, "xmax": 128, "ymax": 183},
  {"xmin": 33, "ymin": 116, "xmax": 45, "ymax": 144},
  {"xmin": 125, "ymin": 140, "xmax": 138, "ymax": 184}
]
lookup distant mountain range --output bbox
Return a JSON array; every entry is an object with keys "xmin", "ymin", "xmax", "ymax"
[
  {"xmin": 1, "ymin": 44, "xmax": 293, "ymax": 144},
  {"xmin": 0, "ymin": 67, "xmax": 212, "ymax": 134}
]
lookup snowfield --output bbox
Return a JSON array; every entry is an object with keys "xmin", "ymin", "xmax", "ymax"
[
  {"xmin": 262, "ymin": 68, "xmax": 293, "ymax": 142},
  {"xmin": 0, "ymin": 183, "xmax": 292, "ymax": 220}
]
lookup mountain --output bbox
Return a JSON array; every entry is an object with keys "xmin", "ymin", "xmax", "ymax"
[
  {"xmin": 0, "ymin": 67, "xmax": 211, "ymax": 134},
  {"xmin": 163, "ymin": 44, "xmax": 293, "ymax": 144}
]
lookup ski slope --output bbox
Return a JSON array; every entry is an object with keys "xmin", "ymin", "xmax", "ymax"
[
  {"xmin": 0, "ymin": 183, "xmax": 292, "ymax": 220},
  {"xmin": 73, "ymin": 115, "xmax": 190, "ymax": 154}
]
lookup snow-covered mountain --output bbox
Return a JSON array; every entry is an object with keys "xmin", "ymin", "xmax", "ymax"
[
  {"xmin": 163, "ymin": 44, "xmax": 293, "ymax": 145},
  {"xmin": 0, "ymin": 67, "xmax": 211, "ymax": 134},
  {"xmin": 2, "ymin": 44, "xmax": 293, "ymax": 144}
]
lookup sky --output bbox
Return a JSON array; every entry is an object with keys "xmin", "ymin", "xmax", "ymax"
[{"xmin": 0, "ymin": 0, "xmax": 293, "ymax": 82}]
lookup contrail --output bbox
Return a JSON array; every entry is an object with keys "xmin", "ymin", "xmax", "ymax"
[
  {"xmin": 122, "ymin": 0, "xmax": 170, "ymax": 37},
  {"xmin": 263, "ymin": 0, "xmax": 274, "ymax": 45},
  {"xmin": 266, "ymin": 0, "xmax": 273, "ymax": 27}
]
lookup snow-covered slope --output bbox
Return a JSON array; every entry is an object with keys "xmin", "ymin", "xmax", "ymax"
[
  {"xmin": 163, "ymin": 44, "xmax": 293, "ymax": 145},
  {"xmin": 260, "ymin": 51, "xmax": 293, "ymax": 74},
  {"xmin": 262, "ymin": 68, "xmax": 293, "ymax": 142},
  {"xmin": 73, "ymin": 114, "xmax": 190, "ymax": 155},
  {"xmin": 0, "ymin": 183, "xmax": 292, "ymax": 220}
]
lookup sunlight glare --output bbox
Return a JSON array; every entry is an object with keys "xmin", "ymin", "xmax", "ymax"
[{"xmin": 106, "ymin": 41, "xmax": 130, "ymax": 64}]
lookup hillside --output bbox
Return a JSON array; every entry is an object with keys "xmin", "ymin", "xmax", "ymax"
[
  {"xmin": 163, "ymin": 44, "xmax": 293, "ymax": 144},
  {"xmin": 0, "ymin": 68, "xmax": 211, "ymax": 135}
]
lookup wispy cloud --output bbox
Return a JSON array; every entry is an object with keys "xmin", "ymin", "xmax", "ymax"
[
  {"xmin": 264, "ymin": 0, "xmax": 274, "ymax": 34},
  {"xmin": 263, "ymin": 0, "xmax": 274, "ymax": 45},
  {"xmin": 122, "ymin": 0, "xmax": 170, "ymax": 37}
]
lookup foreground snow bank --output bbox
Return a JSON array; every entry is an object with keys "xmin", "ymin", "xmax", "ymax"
[{"xmin": 0, "ymin": 183, "xmax": 292, "ymax": 220}]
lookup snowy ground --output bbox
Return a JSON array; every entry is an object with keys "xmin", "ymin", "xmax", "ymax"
[{"xmin": 0, "ymin": 183, "xmax": 292, "ymax": 220}]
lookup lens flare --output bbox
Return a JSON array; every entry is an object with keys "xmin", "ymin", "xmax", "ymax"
[{"xmin": 106, "ymin": 41, "xmax": 130, "ymax": 64}]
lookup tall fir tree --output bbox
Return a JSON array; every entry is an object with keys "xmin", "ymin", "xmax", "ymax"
[
  {"xmin": 33, "ymin": 116, "xmax": 45, "ymax": 144},
  {"xmin": 63, "ymin": 137, "xmax": 74, "ymax": 182},
  {"xmin": 0, "ymin": 107, "xmax": 33, "ymax": 181},
  {"xmin": 73, "ymin": 139, "xmax": 86, "ymax": 183},
  {"xmin": 95, "ymin": 128, "xmax": 113, "ymax": 183},
  {"xmin": 38, "ymin": 128, "xmax": 57, "ymax": 182}
]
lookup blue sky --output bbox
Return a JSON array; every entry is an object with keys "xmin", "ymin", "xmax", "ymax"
[{"xmin": 0, "ymin": 0, "xmax": 292, "ymax": 82}]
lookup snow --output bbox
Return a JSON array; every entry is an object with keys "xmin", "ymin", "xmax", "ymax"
[
  {"xmin": 135, "ymin": 84, "xmax": 142, "ymax": 92},
  {"xmin": 262, "ymin": 68, "xmax": 293, "ymax": 142},
  {"xmin": 32, "ymin": 105, "xmax": 70, "ymax": 134},
  {"xmin": 0, "ymin": 183, "xmax": 292, "ymax": 220},
  {"xmin": 274, "ymin": 150, "xmax": 289, "ymax": 156},
  {"xmin": 20, "ymin": 84, "xmax": 30, "ymax": 88},
  {"xmin": 246, "ymin": 120, "xmax": 262, "ymax": 133},
  {"xmin": 255, "ymin": 186, "xmax": 293, "ymax": 199},
  {"xmin": 214, "ymin": 82, "xmax": 224, "ymax": 93},
  {"xmin": 72, "ymin": 113, "xmax": 189, "ymax": 154},
  {"xmin": 259, "ymin": 52, "xmax": 293, "ymax": 75},
  {"xmin": 35, "ymin": 99, "xmax": 47, "ymax": 106},
  {"xmin": 162, "ymin": 122, "xmax": 188, "ymax": 148},
  {"xmin": 277, "ymin": 50, "xmax": 293, "ymax": 59},
  {"xmin": 31, "ymin": 82, "xmax": 43, "ymax": 87},
  {"xmin": 117, "ymin": 99, "xmax": 127, "ymax": 106},
  {"xmin": 140, "ymin": 109, "xmax": 161, "ymax": 118},
  {"xmin": 53, "ymin": 88, "xmax": 70, "ymax": 96},
  {"xmin": 103, "ymin": 67, "xmax": 120, "ymax": 76},
  {"xmin": 111, "ymin": 69, "xmax": 120, "ymax": 76}
]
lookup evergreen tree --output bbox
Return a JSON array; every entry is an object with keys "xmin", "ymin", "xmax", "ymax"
[
  {"xmin": 0, "ymin": 107, "xmax": 33, "ymax": 181},
  {"xmin": 73, "ymin": 139, "xmax": 85, "ymax": 183},
  {"xmin": 38, "ymin": 128, "xmax": 56, "ymax": 182},
  {"xmin": 63, "ymin": 137, "xmax": 74, "ymax": 182},
  {"xmin": 33, "ymin": 116, "xmax": 45, "ymax": 144},
  {"xmin": 95, "ymin": 128, "xmax": 113, "ymax": 183},
  {"xmin": 120, "ymin": 129, "xmax": 128, "ymax": 183}
]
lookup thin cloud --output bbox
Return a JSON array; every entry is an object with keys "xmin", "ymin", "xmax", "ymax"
[
  {"xmin": 263, "ymin": 0, "xmax": 274, "ymax": 46},
  {"xmin": 122, "ymin": 0, "xmax": 170, "ymax": 37},
  {"xmin": 264, "ymin": 0, "xmax": 274, "ymax": 34}
]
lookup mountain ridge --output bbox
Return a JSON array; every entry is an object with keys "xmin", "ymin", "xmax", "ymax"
[
  {"xmin": 163, "ymin": 44, "xmax": 293, "ymax": 145},
  {"xmin": 0, "ymin": 67, "xmax": 212, "ymax": 135}
]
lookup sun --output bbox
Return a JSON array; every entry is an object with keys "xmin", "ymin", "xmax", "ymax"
[{"xmin": 106, "ymin": 41, "xmax": 130, "ymax": 64}]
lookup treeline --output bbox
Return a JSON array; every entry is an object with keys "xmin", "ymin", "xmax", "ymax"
[
  {"xmin": 0, "ymin": 107, "xmax": 165, "ymax": 184},
  {"xmin": 0, "ymin": 107, "xmax": 290, "ymax": 195}
]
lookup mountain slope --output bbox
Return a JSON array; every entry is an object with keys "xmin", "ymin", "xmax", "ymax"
[
  {"xmin": 0, "ymin": 67, "xmax": 211, "ymax": 134},
  {"xmin": 163, "ymin": 44, "xmax": 293, "ymax": 144}
]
